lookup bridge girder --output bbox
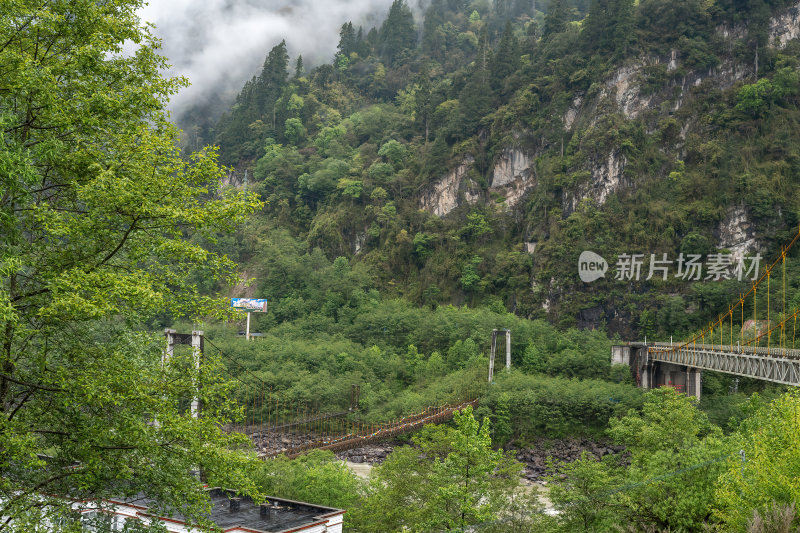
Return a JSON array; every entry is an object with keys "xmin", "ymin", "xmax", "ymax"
[{"xmin": 642, "ymin": 343, "xmax": 800, "ymax": 386}]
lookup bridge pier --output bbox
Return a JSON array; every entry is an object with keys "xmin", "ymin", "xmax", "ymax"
[{"xmin": 612, "ymin": 345, "xmax": 701, "ymax": 400}]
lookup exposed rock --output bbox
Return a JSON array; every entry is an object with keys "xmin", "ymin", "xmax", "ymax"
[
  {"xmin": 668, "ymin": 49, "xmax": 678, "ymax": 72},
  {"xmin": 566, "ymin": 150, "xmax": 628, "ymax": 213},
  {"xmin": 336, "ymin": 439, "xmax": 628, "ymax": 482},
  {"xmin": 608, "ymin": 64, "xmax": 652, "ymax": 119},
  {"xmin": 489, "ymin": 148, "xmax": 535, "ymax": 208},
  {"xmin": 336, "ymin": 443, "xmax": 397, "ymax": 465},
  {"xmin": 513, "ymin": 438, "xmax": 628, "ymax": 481},
  {"xmin": 464, "ymin": 189, "xmax": 482, "ymax": 206},
  {"xmin": 353, "ymin": 231, "xmax": 367, "ymax": 255},
  {"xmin": 419, "ymin": 156, "xmax": 477, "ymax": 217},
  {"xmin": 230, "ymin": 271, "xmax": 256, "ymax": 298},
  {"xmin": 563, "ymin": 97, "xmax": 582, "ymax": 130},
  {"xmin": 717, "ymin": 205, "xmax": 758, "ymax": 262},
  {"xmin": 525, "ymin": 242, "xmax": 537, "ymax": 255},
  {"xmin": 770, "ymin": 1, "xmax": 800, "ymax": 48},
  {"xmin": 491, "ymin": 149, "xmax": 531, "ymax": 188}
]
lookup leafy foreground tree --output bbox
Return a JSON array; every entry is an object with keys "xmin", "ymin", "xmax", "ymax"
[
  {"xmin": 253, "ymin": 450, "xmax": 362, "ymax": 510},
  {"xmin": 0, "ymin": 0, "xmax": 260, "ymax": 530},
  {"xmin": 348, "ymin": 406, "xmax": 535, "ymax": 532},
  {"xmin": 548, "ymin": 388, "xmax": 728, "ymax": 532},
  {"xmin": 715, "ymin": 390, "xmax": 800, "ymax": 531}
]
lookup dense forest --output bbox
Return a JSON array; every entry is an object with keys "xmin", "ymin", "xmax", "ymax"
[
  {"xmin": 5, "ymin": 0, "xmax": 800, "ymax": 531},
  {"xmin": 187, "ymin": 0, "xmax": 800, "ymax": 340}
]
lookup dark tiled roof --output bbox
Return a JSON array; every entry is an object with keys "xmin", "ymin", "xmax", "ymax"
[{"xmin": 114, "ymin": 488, "xmax": 345, "ymax": 533}]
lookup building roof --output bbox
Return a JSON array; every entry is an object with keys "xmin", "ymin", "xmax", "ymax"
[{"xmin": 111, "ymin": 488, "xmax": 345, "ymax": 533}]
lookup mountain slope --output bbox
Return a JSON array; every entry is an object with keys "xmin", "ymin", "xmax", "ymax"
[{"xmin": 204, "ymin": 0, "xmax": 800, "ymax": 338}]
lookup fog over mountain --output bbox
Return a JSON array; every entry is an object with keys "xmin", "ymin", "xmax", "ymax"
[{"xmin": 138, "ymin": 0, "xmax": 426, "ymax": 120}]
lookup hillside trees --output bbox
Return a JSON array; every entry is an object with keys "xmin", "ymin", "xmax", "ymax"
[
  {"xmin": 548, "ymin": 389, "xmax": 729, "ymax": 532},
  {"xmin": 216, "ymin": 41, "xmax": 290, "ymax": 162},
  {"xmin": 0, "ymin": 0, "xmax": 260, "ymax": 528}
]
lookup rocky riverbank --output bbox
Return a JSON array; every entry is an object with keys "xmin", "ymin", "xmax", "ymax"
[{"xmin": 336, "ymin": 438, "xmax": 626, "ymax": 481}]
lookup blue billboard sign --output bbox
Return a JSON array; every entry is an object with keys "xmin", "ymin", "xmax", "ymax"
[{"xmin": 231, "ymin": 298, "xmax": 268, "ymax": 312}]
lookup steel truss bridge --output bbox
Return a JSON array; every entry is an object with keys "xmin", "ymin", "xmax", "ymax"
[
  {"xmin": 617, "ymin": 226, "xmax": 800, "ymax": 391},
  {"xmin": 631, "ymin": 342, "xmax": 800, "ymax": 386}
]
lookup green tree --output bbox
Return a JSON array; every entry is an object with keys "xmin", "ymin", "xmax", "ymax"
[
  {"xmin": 490, "ymin": 22, "xmax": 520, "ymax": 95},
  {"xmin": 548, "ymin": 452, "xmax": 621, "ymax": 531},
  {"xmin": 380, "ymin": 0, "xmax": 417, "ymax": 66},
  {"xmin": 284, "ymin": 117, "xmax": 305, "ymax": 145},
  {"xmin": 493, "ymin": 392, "xmax": 513, "ymax": 447},
  {"xmin": 0, "ymin": 1, "xmax": 261, "ymax": 528},
  {"xmin": 377, "ymin": 139, "xmax": 409, "ymax": 169},
  {"xmin": 337, "ymin": 21, "xmax": 357, "ymax": 58},
  {"xmin": 607, "ymin": 388, "xmax": 727, "ymax": 531},
  {"xmin": 424, "ymin": 407, "xmax": 522, "ymax": 531},
  {"xmin": 254, "ymin": 450, "xmax": 362, "ymax": 509},
  {"xmin": 349, "ymin": 406, "xmax": 523, "ymax": 532},
  {"xmin": 715, "ymin": 390, "xmax": 800, "ymax": 531},
  {"xmin": 543, "ymin": 0, "xmax": 569, "ymax": 39},
  {"xmin": 216, "ymin": 40, "xmax": 289, "ymax": 161},
  {"xmin": 582, "ymin": 0, "xmax": 634, "ymax": 58}
]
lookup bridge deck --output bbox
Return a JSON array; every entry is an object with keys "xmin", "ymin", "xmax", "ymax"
[{"xmin": 630, "ymin": 342, "xmax": 800, "ymax": 386}]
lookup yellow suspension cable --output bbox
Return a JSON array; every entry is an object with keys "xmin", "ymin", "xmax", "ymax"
[
  {"xmin": 741, "ymin": 297, "xmax": 745, "ymax": 347},
  {"xmin": 754, "ymin": 286, "xmax": 758, "ymax": 347},
  {"xmin": 782, "ymin": 249, "xmax": 786, "ymax": 351},
  {"xmin": 767, "ymin": 270, "xmax": 771, "ymax": 348},
  {"xmin": 730, "ymin": 307, "xmax": 733, "ymax": 348}
]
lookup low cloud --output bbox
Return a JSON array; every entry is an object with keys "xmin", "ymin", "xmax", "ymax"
[{"xmin": 137, "ymin": 0, "xmax": 426, "ymax": 119}]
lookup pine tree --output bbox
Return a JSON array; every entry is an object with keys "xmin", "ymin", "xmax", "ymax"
[
  {"xmin": 415, "ymin": 66, "xmax": 435, "ymax": 145},
  {"xmin": 337, "ymin": 21, "xmax": 356, "ymax": 58},
  {"xmin": 380, "ymin": 0, "xmax": 417, "ymax": 66},
  {"xmin": 582, "ymin": 0, "xmax": 633, "ymax": 57},
  {"xmin": 582, "ymin": 0, "xmax": 610, "ymax": 53},
  {"xmin": 259, "ymin": 40, "xmax": 290, "ymax": 127},
  {"xmin": 215, "ymin": 41, "xmax": 289, "ymax": 162},
  {"xmin": 609, "ymin": 0, "xmax": 634, "ymax": 58},
  {"xmin": 490, "ymin": 21, "xmax": 520, "ymax": 94},
  {"xmin": 543, "ymin": 0, "xmax": 568, "ymax": 39},
  {"xmin": 423, "ymin": 0, "xmax": 448, "ymax": 59},
  {"xmin": 294, "ymin": 55, "xmax": 304, "ymax": 78},
  {"xmin": 355, "ymin": 26, "xmax": 369, "ymax": 57}
]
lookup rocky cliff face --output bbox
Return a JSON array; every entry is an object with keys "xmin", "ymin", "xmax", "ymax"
[
  {"xmin": 489, "ymin": 148, "xmax": 536, "ymax": 209},
  {"xmin": 566, "ymin": 150, "xmax": 628, "ymax": 213},
  {"xmin": 716, "ymin": 205, "xmax": 759, "ymax": 260},
  {"xmin": 419, "ymin": 157, "xmax": 480, "ymax": 216},
  {"xmin": 419, "ymin": 2, "xmax": 800, "ymax": 221},
  {"xmin": 771, "ymin": 1, "xmax": 800, "ymax": 47}
]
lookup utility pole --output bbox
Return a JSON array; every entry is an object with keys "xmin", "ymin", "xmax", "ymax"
[{"xmin": 489, "ymin": 330, "xmax": 497, "ymax": 383}]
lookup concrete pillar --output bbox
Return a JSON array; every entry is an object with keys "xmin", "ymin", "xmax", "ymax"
[
  {"xmin": 686, "ymin": 368, "xmax": 702, "ymax": 400},
  {"xmin": 191, "ymin": 331, "xmax": 203, "ymax": 418},
  {"xmin": 164, "ymin": 329, "xmax": 176, "ymax": 366},
  {"xmin": 505, "ymin": 330, "xmax": 511, "ymax": 370},
  {"xmin": 638, "ymin": 347, "xmax": 651, "ymax": 390}
]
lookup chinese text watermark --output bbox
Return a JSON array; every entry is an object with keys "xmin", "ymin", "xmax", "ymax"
[{"xmin": 579, "ymin": 251, "xmax": 761, "ymax": 283}]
